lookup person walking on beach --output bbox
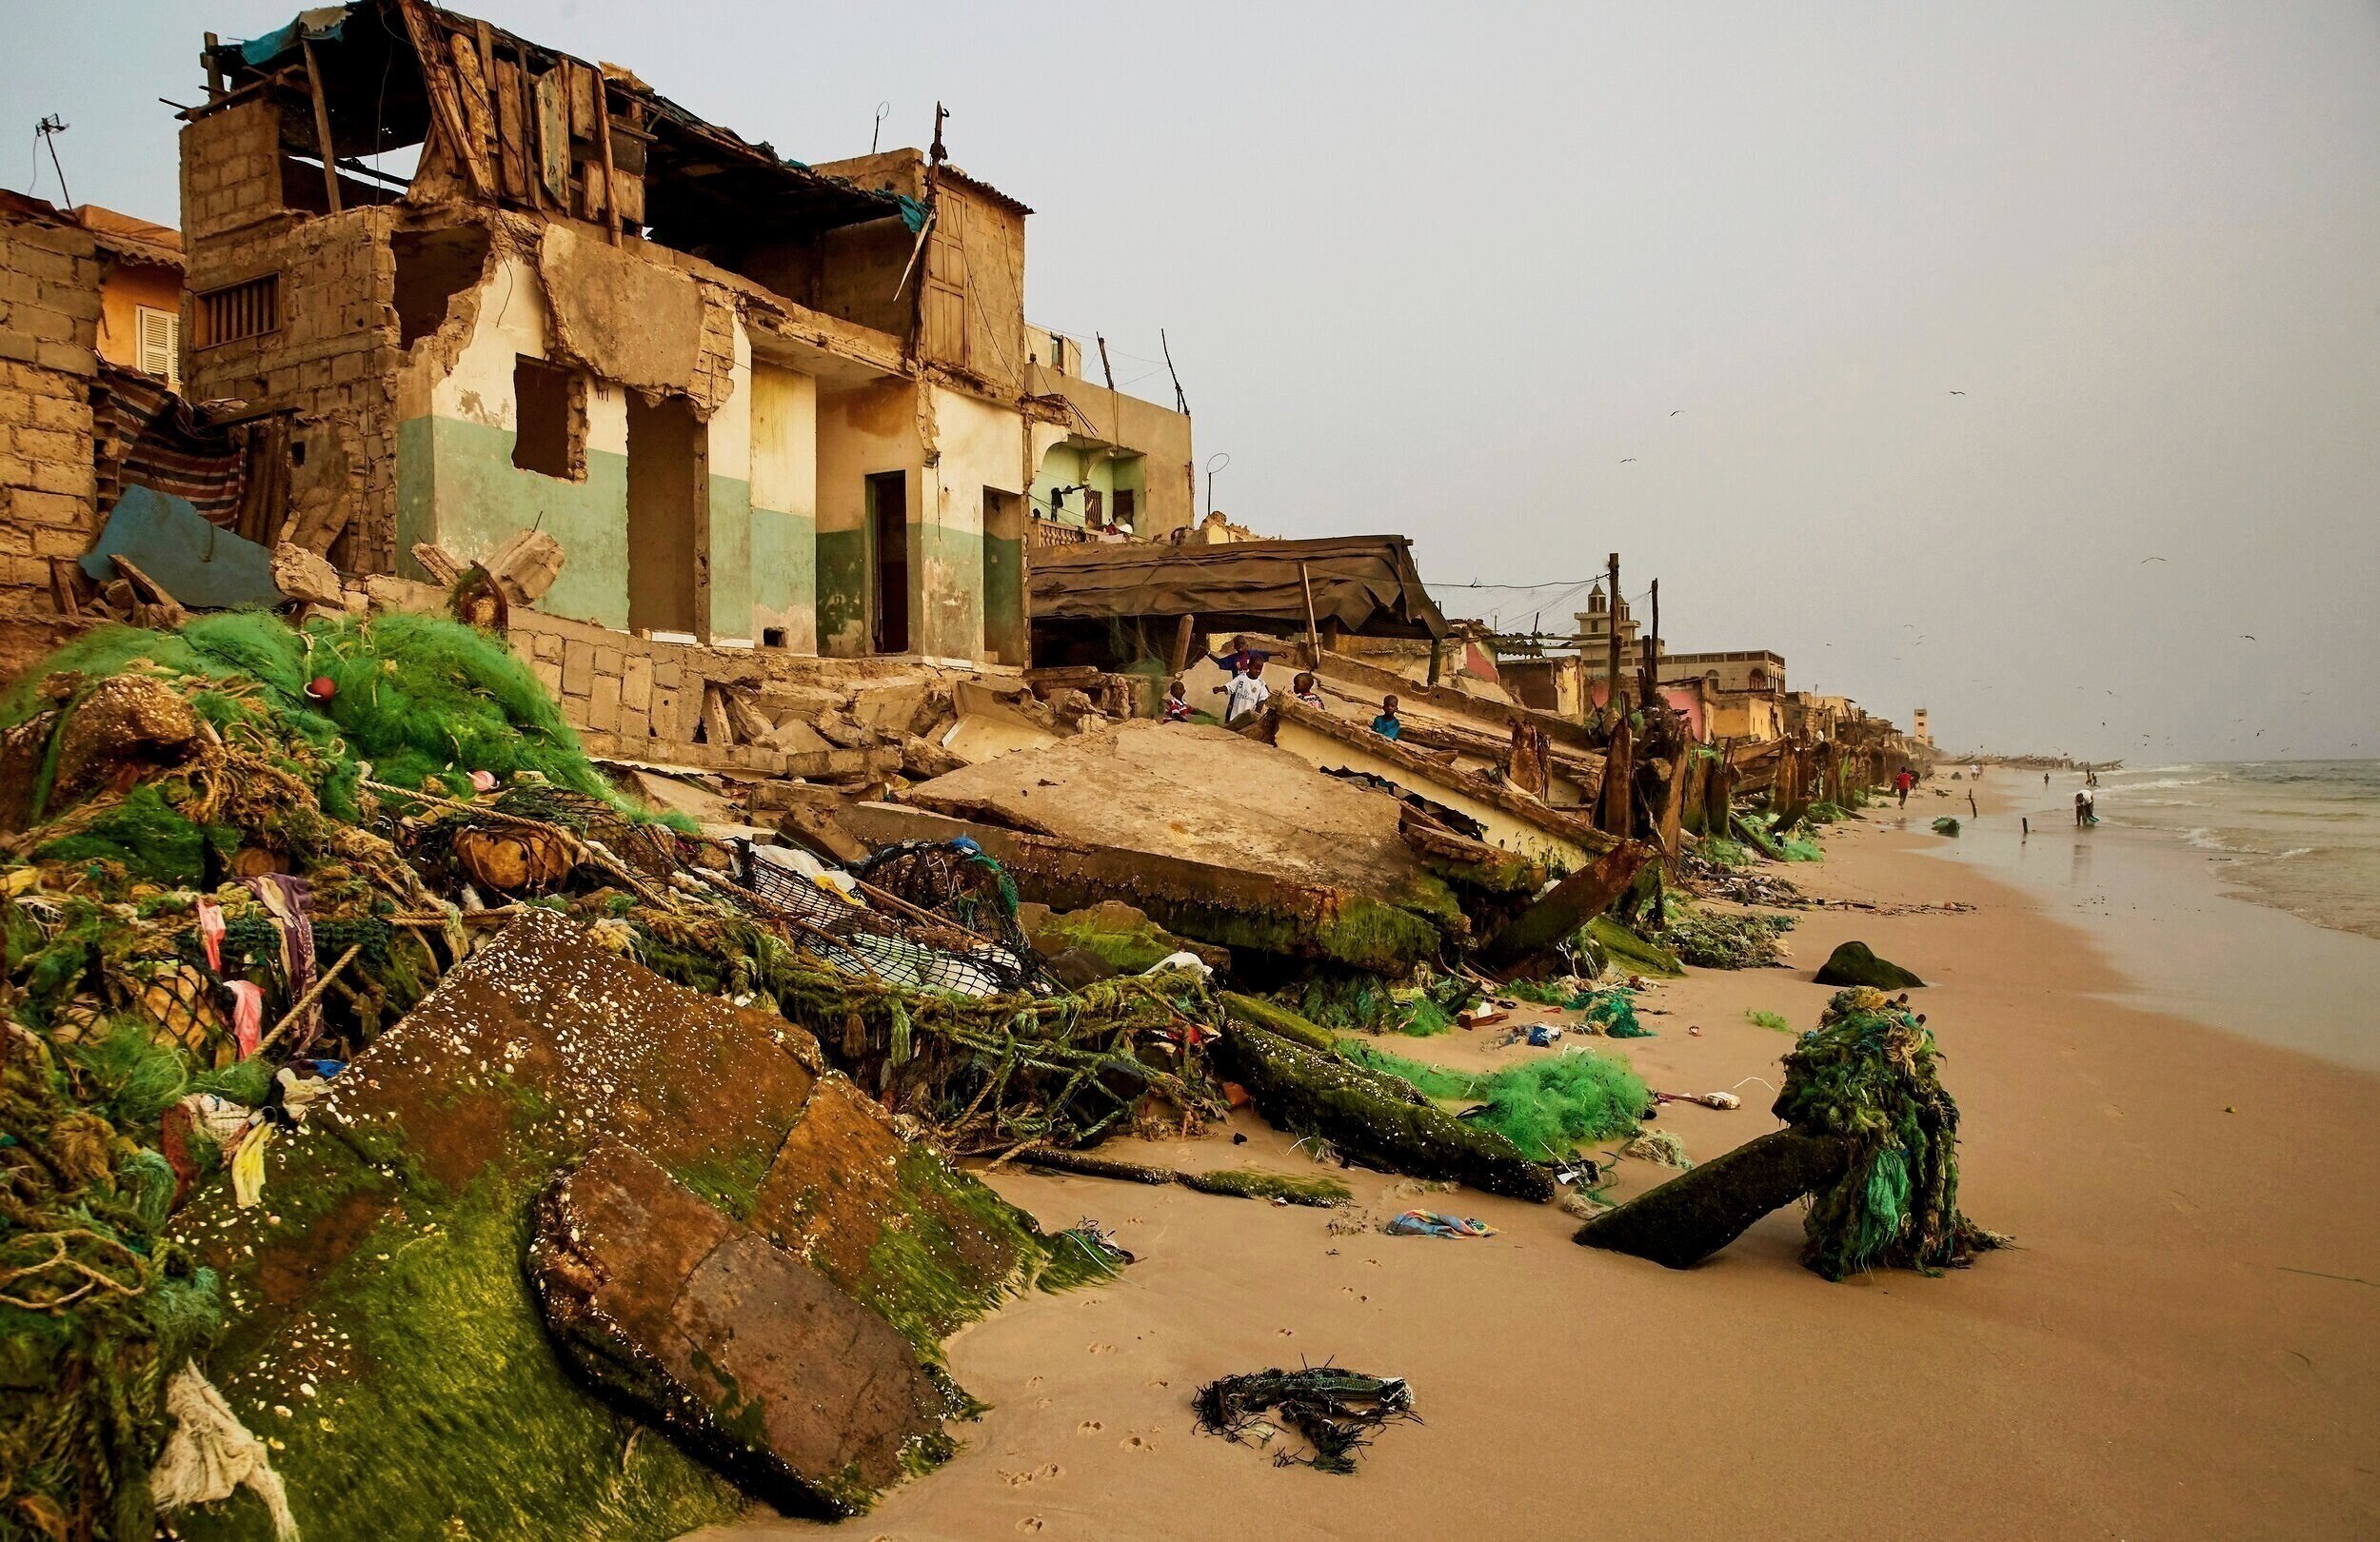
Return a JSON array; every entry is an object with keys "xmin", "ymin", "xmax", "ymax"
[
  {"xmin": 1894, "ymin": 767, "xmax": 1915, "ymax": 808},
  {"xmin": 2074, "ymin": 786, "xmax": 2096, "ymax": 827}
]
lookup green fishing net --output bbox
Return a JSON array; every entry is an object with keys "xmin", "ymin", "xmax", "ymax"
[
  {"xmin": 1774, "ymin": 988, "xmax": 2005, "ymax": 1279},
  {"xmin": 1340, "ymin": 1042, "xmax": 1648, "ymax": 1161}
]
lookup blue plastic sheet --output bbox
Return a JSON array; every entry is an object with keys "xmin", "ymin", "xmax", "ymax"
[{"xmin": 80, "ymin": 484, "xmax": 283, "ymax": 610}]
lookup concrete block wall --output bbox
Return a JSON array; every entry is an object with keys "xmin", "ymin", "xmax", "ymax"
[
  {"xmin": 179, "ymin": 99, "xmax": 287, "ymax": 243},
  {"xmin": 511, "ymin": 608, "xmax": 799, "ymax": 773},
  {"xmin": 0, "ymin": 210, "xmax": 102, "ymax": 616},
  {"xmin": 181, "ymin": 194, "xmax": 403, "ymax": 572}
]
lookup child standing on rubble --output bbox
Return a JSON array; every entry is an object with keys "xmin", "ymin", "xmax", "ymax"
[
  {"xmin": 1372, "ymin": 695, "xmax": 1403, "ymax": 741},
  {"xmin": 1292, "ymin": 671, "xmax": 1328, "ymax": 710},
  {"xmin": 1217, "ymin": 659, "xmax": 1270, "ymax": 726}
]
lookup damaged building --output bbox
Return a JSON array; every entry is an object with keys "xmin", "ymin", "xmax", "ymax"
[{"xmin": 160, "ymin": 0, "xmax": 1190, "ymax": 675}]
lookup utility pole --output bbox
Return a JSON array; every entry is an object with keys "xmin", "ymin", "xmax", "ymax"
[
  {"xmin": 1605, "ymin": 551, "xmax": 1621, "ymax": 718},
  {"xmin": 1641, "ymin": 577, "xmax": 1660, "ymax": 708}
]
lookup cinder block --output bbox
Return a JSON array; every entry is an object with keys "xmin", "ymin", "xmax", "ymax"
[
  {"xmin": 586, "ymin": 672, "xmax": 623, "ymax": 732},
  {"xmin": 561, "ymin": 637, "xmax": 596, "ymax": 696}
]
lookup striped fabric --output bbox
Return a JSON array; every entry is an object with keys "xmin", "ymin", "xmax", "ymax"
[{"xmin": 92, "ymin": 362, "xmax": 248, "ymax": 530}]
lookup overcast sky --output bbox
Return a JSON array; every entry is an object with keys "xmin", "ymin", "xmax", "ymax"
[{"xmin": 8, "ymin": 2, "xmax": 2375, "ymax": 761}]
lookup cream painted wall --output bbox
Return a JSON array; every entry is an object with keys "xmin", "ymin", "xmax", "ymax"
[
  {"xmin": 750, "ymin": 362, "xmax": 820, "ymax": 654},
  {"xmin": 917, "ymin": 384, "xmax": 1028, "ymax": 662}
]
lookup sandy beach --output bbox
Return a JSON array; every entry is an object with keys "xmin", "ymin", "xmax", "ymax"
[{"xmin": 705, "ymin": 778, "xmax": 2380, "ymax": 1542}]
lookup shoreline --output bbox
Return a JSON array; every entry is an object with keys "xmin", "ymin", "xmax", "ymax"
[
  {"xmin": 701, "ymin": 781, "xmax": 2380, "ymax": 1542},
  {"xmin": 1908, "ymin": 777, "xmax": 2380, "ymax": 1071}
]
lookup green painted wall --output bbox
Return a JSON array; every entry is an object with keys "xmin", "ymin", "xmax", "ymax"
[
  {"xmin": 705, "ymin": 473, "xmax": 753, "ymax": 642},
  {"xmin": 917, "ymin": 519, "xmax": 982, "ymax": 662},
  {"xmin": 395, "ymin": 414, "xmax": 630, "ymax": 630},
  {"xmin": 816, "ymin": 526, "xmax": 869, "ymax": 657},
  {"xmin": 751, "ymin": 505, "xmax": 817, "ymax": 649},
  {"xmin": 1029, "ymin": 443, "xmax": 1147, "ymax": 527}
]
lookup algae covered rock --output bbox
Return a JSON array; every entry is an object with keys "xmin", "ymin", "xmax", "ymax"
[
  {"xmin": 1813, "ymin": 939, "xmax": 1924, "ymax": 990},
  {"xmin": 1217, "ymin": 1021, "xmax": 1554, "ymax": 1201},
  {"xmin": 528, "ymin": 1142, "xmax": 949, "ymax": 1517},
  {"xmin": 169, "ymin": 909, "xmax": 1065, "ymax": 1540},
  {"xmin": 1020, "ymin": 900, "xmax": 1229, "ymax": 977}
]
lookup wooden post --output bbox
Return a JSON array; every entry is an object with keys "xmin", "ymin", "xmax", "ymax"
[
  {"xmin": 203, "ymin": 33, "xmax": 224, "ymax": 101},
  {"xmin": 1605, "ymin": 551, "xmax": 1622, "ymax": 721},
  {"xmin": 300, "ymin": 38, "xmax": 342, "ymax": 214},
  {"xmin": 1097, "ymin": 334, "xmax": 1116, "ymax": 391},
  {"xmin": 1427, "ymin": 636, "xmax": 1443, "ymax": 686},
  {"xmin": 1298, "ymin": 561, "xmax": 1321, "ymax": 668},
  {"xmin": 1168, "ymin": 613, "xmax": 1196, "ymax": 675},
  {"xmin": 592, "ymin": 65, "xmax": 622, "ymax": 243},
  {"xmin": 1644, "ymin": 577, "xmax": 1660, "ymax": 708}
]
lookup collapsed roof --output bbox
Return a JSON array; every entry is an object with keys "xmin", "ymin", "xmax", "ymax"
[
  {"xmin": 202, "ymin": 0, "xmax": 923, "ymax": 245},
  {"xmin": 1028, "ymin": 535, "xmax": 1450, "ymax": 641}
]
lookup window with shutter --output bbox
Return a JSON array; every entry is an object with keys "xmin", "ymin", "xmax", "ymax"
[{"xmin": 136, "ymin": 306, "xmax": 180, "ymax": 391}]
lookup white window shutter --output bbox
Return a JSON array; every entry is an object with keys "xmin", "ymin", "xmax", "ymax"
[{"xmin": 137, "ymin": 306, "xmax": 180, "ymax": 392}]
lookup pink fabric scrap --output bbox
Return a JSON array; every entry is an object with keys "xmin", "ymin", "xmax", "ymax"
[
  {"xmin": 195, "ymin": 898, "xmax": 225, "ymax": 974},
  {"xmin": 225, "ymin": 980, "xmax": 265, "ymax": 1058}
]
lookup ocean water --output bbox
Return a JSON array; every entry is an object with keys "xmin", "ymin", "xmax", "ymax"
[{"xmin": 2070, "ymin": 761, "xmax": 2380, "ymax": 942}]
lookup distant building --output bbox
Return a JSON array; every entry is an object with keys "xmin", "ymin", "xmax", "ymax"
[
  {"xmin": 70, "ymin": 206, "xmax": 185, "ymax": 389},
  {"xmin": 1912, "ymin": 706, "xmax": 1932, "ymax": 745},
  {"xmin": 1023, "ymin": 325, "xmax": 1193, "ymax": 543},
  {"xmin": 1575, "ymin": 582, "xmax": 1645, "ymax": 683}
]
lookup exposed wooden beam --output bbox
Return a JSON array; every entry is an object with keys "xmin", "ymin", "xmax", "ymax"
[{"xmin": 300, "ymin": 37, "xmax": 342, "ymax": 214}]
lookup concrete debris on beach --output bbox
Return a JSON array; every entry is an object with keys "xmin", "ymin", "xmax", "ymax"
[{"xmin": 0, "ymin": 3, "xmax": 1968, "ymax": 1537}]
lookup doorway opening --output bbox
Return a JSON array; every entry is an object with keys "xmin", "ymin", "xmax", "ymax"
[
  {"xmin": 982, "ymin": 486, "xmax": 1026, "ymax": 665},
  {"xmin": 627, "ymin": 393, "xmax": 703, "ymax": 637},
  {"xmin": 867, "ymin": 470, "xmax": 909, "ymax": 655}
]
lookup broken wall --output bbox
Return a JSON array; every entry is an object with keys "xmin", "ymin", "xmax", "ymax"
[
  {"xmin": 395, "ymin": 244, "xmax": 630, "ymax": 627},
  {"xmin": 0, "ymin": 207, "xmax": 102, "ymax": 615},
  {"xmin": 176, "ymin": 170, "xmax": 397, "ymax": 569},
  {"xmin": 389, "ymin": 221, "xmax": 778, "ymax": 645}
]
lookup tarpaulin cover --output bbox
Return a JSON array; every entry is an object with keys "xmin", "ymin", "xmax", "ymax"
[
  {"xmin": 80, "ymin": 485, "xmax": 282, "ymax": 609},
  {"xmin": 235, "ymin": 6, "xmax": 349, "ymax": 68},
  {"xmin": 1029, "ymin": 536, "xmax": 1449, "ymax": 641}
]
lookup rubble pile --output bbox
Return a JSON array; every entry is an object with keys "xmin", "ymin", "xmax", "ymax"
[{"xmin": 0, "ymin": 611, "xmax": 1621, "ymax": 1535}]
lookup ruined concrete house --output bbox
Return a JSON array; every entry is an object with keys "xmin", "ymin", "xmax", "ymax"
[{"xmin": 173, "ymin": 0, "xmax": 1192, "ymax": 673}]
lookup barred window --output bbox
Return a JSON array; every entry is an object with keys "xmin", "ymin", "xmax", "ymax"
[{"xmin": 196, "ymin": 274, "xmax": 280, "ymax": 346}]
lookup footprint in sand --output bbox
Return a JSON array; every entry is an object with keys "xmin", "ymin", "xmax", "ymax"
[
  {"xmin": 1121, "ymin": 1433, "xmax": 1153, "ymax": 1453},
  {"xmin": 1018, "ymin": 1520, "xmax": 1044, "ymax": 1534},
  {"xmin": 1277, "ymin": 1328, "xmax": 1295, "ymax": 1337},
  {"xmin": 1036, "ymin": 1398, "xmax": 1052, "ymax": 1410},
  {"xmin": 1026, "ymin": 1375, "xmax": 1043, "ymax": 1389},
  {"xmin": 1078, "ymin": 1420, "xmax": 1103, "ymax": 1435},
  {"xmin": 1087, "ymin": 1343, "xmax": 1115, "ymax": 1354}
]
